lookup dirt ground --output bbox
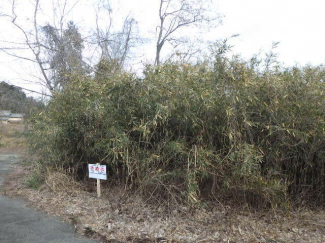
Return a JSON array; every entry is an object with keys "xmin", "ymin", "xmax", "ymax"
[{"xmin": 0, "ymin": 124, "xmax": 324, "ymax": 243}]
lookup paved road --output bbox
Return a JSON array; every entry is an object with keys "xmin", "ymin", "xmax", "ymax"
[{"xmin": 0, "ymin": 154, "xmax": 98, "ymax": 243}]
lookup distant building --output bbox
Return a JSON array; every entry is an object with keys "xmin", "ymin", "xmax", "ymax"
[
  {"xmin": 0, "ymin": 110, "xmax": 24, "ymax": 124},
  {"xmin": 8, "ymin": 113, "xmax": 25, "ymax": 123},
  {"xmin": 0, "ymin": 110, "xmax": 11, "ymax": 125}
]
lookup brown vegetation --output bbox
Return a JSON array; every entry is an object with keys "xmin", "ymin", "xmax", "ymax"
[
  {"xmin": 1, "ymin": 166, "xmax": 324, "ymax": 243},
  {"xmin": 0, "ymin": 124, "xmax": 27, "ymax": 153}
]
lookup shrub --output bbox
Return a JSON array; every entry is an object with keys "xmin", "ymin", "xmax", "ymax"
[
  {"xmin": 27, "ymin": 172, "xmax": 44, "ymax": 190},
  {"xmin": 28, "ymin": 57, "xmax": 325, "ymax": 208}
]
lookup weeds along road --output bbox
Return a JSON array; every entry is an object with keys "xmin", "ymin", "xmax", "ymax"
[{"xmin": 0, "ymin": 153, "xmax": 98, "ymax": 243}]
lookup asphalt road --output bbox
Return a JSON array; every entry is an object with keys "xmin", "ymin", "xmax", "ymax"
[{"xmin": 0, "ymin": 154, "xmax": 98, "ymax": 243}]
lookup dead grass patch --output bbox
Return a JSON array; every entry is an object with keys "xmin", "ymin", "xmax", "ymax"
[
  {"xmin": 45, "ymin": 170, "xmax": 82, "ymax": 193},
  {"xmin": 0, "ymin": 124, "xmax": 25, "ymax": 136},
  {"xmin": 0, "ymin": 124, "xmax": 27, "ymax": 153}
]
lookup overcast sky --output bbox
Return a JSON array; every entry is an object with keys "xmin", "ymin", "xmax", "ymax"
[
  {"xmin": 215, "ymin": 0, "xmax": 325, "ymax": 66},
  {"xmin": 1, "ymin": 0, "xmax": 325, "ymax": 97}
]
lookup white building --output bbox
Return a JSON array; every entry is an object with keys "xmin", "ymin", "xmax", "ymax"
[{"xmin": 0, "ymin": 110, "xmax": 24, "ymax": 124}]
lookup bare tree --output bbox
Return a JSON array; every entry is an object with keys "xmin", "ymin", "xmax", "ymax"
[
  {"xmin": 11, "ymin": 0, "xmax": 53, "ymax": 91},
  {"xmin": 0, "ymin": 0, "xmax": 143, "ymax": 92},
  {"xmin": 0, "ymin": 0, "xmax": 82, "ymax": 93},
  {"xmin": 93, "ymin": 0, "xmax": 141, "ymax": 73},
  {"xmin": 155, "ymin": 0, "xmax": 221, "ymax": 65},
  {"xmin": 42, "ymin": 21, "xmax": 88, "ymax": 90},
  {"xmin": 164, "ymin": 36, "xmax": 204, "ymax": 64}
]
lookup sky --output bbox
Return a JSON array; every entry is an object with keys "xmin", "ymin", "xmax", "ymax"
[
  {"xmin": 0, "ymin": 0, "xmax": 325, "ymax": 98},
  {"xmin": 215, "ymin": 0, "xmax": 325, "ymax": 66}
]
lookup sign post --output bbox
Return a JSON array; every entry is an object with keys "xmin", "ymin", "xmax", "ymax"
[
  {"xmin": 97, "ymin": 177, "xmax": 101, "ymax": 198},
  {"xmin": 88, "ymin": 163, "xmax": 107, "ymax": 198}
]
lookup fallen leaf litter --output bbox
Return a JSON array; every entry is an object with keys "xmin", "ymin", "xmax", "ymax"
[{"xmin": 1, "ymin": 167, "xmax": 324, "ymax": 243}]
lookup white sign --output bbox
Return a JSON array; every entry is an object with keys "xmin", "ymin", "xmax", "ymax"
[{"xmin": 88, "ymin": 164, "xmax": 107, "ymax": 180}]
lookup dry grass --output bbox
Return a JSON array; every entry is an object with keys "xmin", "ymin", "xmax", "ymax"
[
  {"xmin": 45, "ymin": 170, "xmax": 82, "ymax": 192},
  {"xmin": 0, "ymin": 124, "xmax": 25, "ymax": 136},
  {"xmin": 1, "ymin": 165, "xmax": 324, "ymax": 243},
  {"xmin": 0, "ymin": 124, "xmax": 27, "ymax": 152}
]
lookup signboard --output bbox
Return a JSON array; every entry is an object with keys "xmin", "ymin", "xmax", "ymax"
[{"xmin": 88, "ymin": 164, "xmax": 107, "ymax": 180}]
